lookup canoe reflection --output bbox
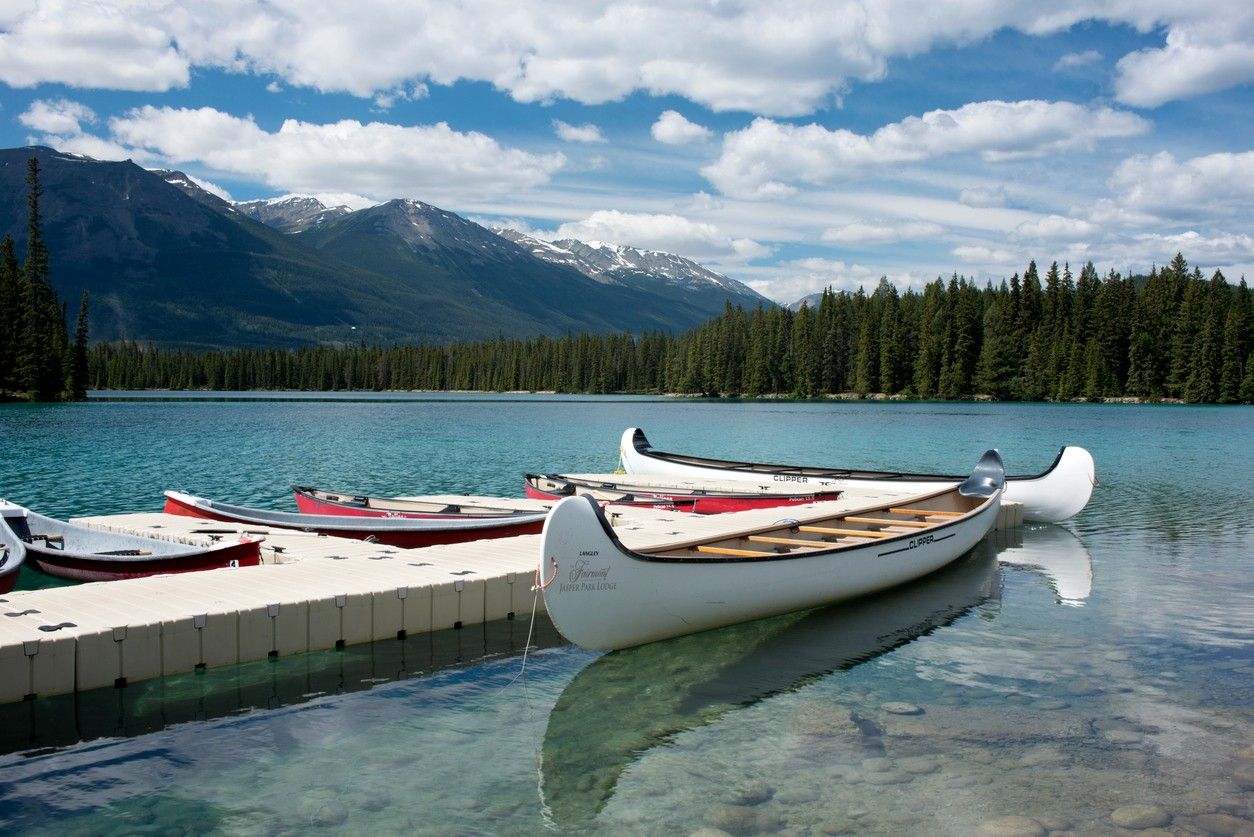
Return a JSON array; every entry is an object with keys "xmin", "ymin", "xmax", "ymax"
[
  {"xmin": 994, "ymin": 524, "xmax": 1092, "ymax": 606},
  {"xmin": 539, "ymin": 540, "xmax": 1002, "ymax": 825}
]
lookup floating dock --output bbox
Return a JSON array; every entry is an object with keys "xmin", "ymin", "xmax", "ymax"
[{"xmin": 0, "ymin": 494, "xmax": 1023, "ymax": 704}]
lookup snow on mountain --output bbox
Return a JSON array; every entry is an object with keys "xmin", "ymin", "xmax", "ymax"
[
  {"xmin": 234, "ymin": 194, "xmax": 354, "ymax": 233},
  {"xmin": 496, "ymin": 228, "xmax": 768, "ymax": 304},
  {"xmin": 151, "ymin": 169, "xmax": 236, "ymax": 213}
]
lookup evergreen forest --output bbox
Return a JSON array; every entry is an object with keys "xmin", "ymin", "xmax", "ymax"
[
  {"xmin": 87, "ymin": 255, "xmax": 1254, "ymax": 404},
  {"xmin": 0, "ymin": 158, "xmax": 88, "ymax": 402}
]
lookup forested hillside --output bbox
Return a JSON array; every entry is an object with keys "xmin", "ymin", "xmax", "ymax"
[{"xmin": 87, "ymin": 255, "xmax": 1253, "ymax": 404}]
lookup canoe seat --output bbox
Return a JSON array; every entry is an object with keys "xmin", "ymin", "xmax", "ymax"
[
  {"xmin": 28, "ymin": 534, "xmax": 64, "ymax": 548},
  {"xmin": 843, "ymin": 516, "xmax": 932, "ymax": 528},
  {"xmin": 798, "ymin": 525, "xmax": 892, "ymax": 539},
  {"xmin": 746, "ymin": 535, "xmax": 832, "ymax": 549},
  {"xmin": 696, "ymin": 545, "xmax": 778, "ymax": 558},
  {"xmin": 888, "ymin": 507, "xmax": 963, "ymax": 517}
]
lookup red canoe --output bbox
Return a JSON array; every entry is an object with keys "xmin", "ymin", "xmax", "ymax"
[
  {"xmin": 524, "ymin": 473, "xmax": 841, "ymax": 515},
  {"xmin": 292, "ymin": 485, "xmax": 551, "ymax": 519},
  {"xmin": 296, "ymin": 484, "xmax": 695, "ymax": 516},
  {"xmin": 2, "ymin": 500, "xmax": 260, "ymax": 583},
  {"xmin": 165, "ymin": 491, "xmax": 548, "ymax": 549}
]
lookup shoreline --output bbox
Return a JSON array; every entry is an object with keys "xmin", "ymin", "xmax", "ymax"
[{"xmin": 66, "ymin": 388, "xmax": 1205, "ymax": 405}]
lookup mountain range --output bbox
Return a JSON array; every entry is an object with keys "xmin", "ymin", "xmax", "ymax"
[{"xmin": 0, "ymin": 146, "xmax": 767, "ymax": 349}]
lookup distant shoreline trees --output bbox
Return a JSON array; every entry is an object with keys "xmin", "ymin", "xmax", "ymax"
[
  {"xmin": 0, "ymin": 158, "xmax": 87, "ymax": 402},
  {"xmin": 84, "ymin": 253, "xmax": 1253, "ymax": 404}
]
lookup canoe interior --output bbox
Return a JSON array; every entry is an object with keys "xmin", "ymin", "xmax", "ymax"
[
  {"xmin": 524, "ymin": 476, "xmax": 694, "ymax": 511},
  {"xmin": 4, "ymin": 509, "xmax": 217, "ymax": 561},
  {"xmin": 296, "ymin": 486, "xmax": 534, "ymax": 517},
  {"xmin": 639, "ymin": 486, "xmax": 982, "ymax": 562}
]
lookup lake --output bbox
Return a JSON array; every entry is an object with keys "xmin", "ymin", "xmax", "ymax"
[{"xmin": 0, "ymin": 394, "xmax": 1251, "ymax": 835}]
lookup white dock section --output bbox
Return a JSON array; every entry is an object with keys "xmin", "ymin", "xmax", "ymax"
[{"xmin": 0, "ymin": 494, "xmax": 1022, "ymax": 704}]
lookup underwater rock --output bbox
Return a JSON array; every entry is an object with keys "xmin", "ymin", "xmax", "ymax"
[
  {"xmin": 703, "ymin": 804, "xmax": 783, "ymax": 835},
  {"xmin": 1111, "ymin": 804, "xmax": 1171, "ymax": 829},
  {"xmin": 1030, "ymin": 699, "xmax": 1069, "ymax": 711},
  {"xmin": 975, "ymin": 815, "xmax": 1046, "ymax": 836},
  {"xmin": 1034, "ymin": 814, "xmax": 1071, "ymax": 831},
  {"xmin": 1233, "ymin": 762, "xmax": 1254, "ymax": 790},
  {"xmin": 881, "ymin": 702, "xmax": 923, "ymax": 715},
  {"xmin": 898, "ymin": 756, "xmax": 941, "ymax": 774},
  {"xmin": 728, "ymin": 782, "xmax": 775, "ymax": 806},
  {"xmin": 1192, "ymin": 812, "xmax": 1251, "ymax": 835},
  {"xmin": 864, "ymin": 771, "xmax": 912, "ymax": 785},
  {"xmin": 793, "ymin": 703, "xmax": 859, "ymax": 736},
  {"xmin": 1103, "ymin": 729, "xmax": 1144, "ymax": 745}
]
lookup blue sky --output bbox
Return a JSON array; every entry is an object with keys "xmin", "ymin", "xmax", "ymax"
[{"xmin": 2, "ymin": 1, "xmax": 1252, "ymax": 302}]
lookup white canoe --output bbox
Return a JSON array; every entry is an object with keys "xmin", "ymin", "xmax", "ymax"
[
  {"xmin": 618, "ymin": 427, "xmax": 1095, "ymax": 523},
  {"xmin": 538, "ymin": 450, "xmax": 1005, "ymax": 650}
]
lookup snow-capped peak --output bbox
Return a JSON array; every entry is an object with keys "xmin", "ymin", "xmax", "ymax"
[{"xmin": 495, "ymin": 228, "xmax": 768, "ymax": 303}]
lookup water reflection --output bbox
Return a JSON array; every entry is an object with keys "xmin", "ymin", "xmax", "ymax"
[
  {"xmin": 0, "ymin": 616, "xmax": 564, "ymax": 758},
  {"xmin": 540, "ymin": 542, "xmax": 1002, "ymax": 826},
  {"xmin": 994, "ymin": 525, "xmax": 1093, "ymax": 606}
]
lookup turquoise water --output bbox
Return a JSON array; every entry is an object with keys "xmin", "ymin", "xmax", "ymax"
[{"xmin": 1, "ymin": 395, "xmax": 1252, "ymax": 834}]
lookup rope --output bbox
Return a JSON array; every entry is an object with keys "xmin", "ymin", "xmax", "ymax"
[
  {"xmin": 531, "ymin": 557, "xmax": 557, "ymax": 591},
  {"xmin": 501, "ymin": 557, "xmax": 556, "ymax": 705},
  {"xmin": 499, "ymin": 587, "xmax": 542, "ymax": 707}
]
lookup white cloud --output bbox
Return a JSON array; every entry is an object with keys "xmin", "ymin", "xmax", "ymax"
[
  {"xmin": 1126, "ymin": 230, "xmax": 1254, "ymax": 265},
  {"xmin": 1070, "ymin": 198, "xmax": 1159, "ymax": 230},
  {"xmin": 759, "ymin": 256, "xmax": 929, "ymax": 301},
  {"xmin": 1013, "ymin": 214, "xmax": 1099, "ymax": 241},
  {"xmin": 1115, "ymin": 27, "xmax": 1254, "ymax": 108},
  {"xmin": 550, "ymin": 209, "xmax": 768, "ymax": 262},
  {"xmin": 373, "ymin": 83, "xmax": 429, "ymax": 110},
  {"xmin": 651, "ymin": 110, "xmax": 712, "ymax": 144},
  {"xmin": 3, "ymin": 3, "xmax": 1250, "ymax": 115},
  {"xmin": 703, "ymin": 101, "xmax": 1149, "ymax": 198},
  {"xmin": 959, "ymin": 185, "xmax": 1007, "ymax": 207},
  {"xmin": 186, "ymin": 174, "xmax": 233, "ymax": 202},
  {"xmin": 1053, "ymin": 49, "xmax": 1101, "ymax": 71},
  {"xmin": 271, "ymin": 192, "xmax": 378, "ymax": 211},
  {"xmin": 265, "ymin": 81, "xmax": 283, "ymax": 93},
  {"xmin": 821, "ymin": 220, "xmax": 944, "ymax": 245},
  {"xmin": 18, "ymin": 97, "xmax": 95, "ymax": 135},
  {"xmin": 952, "ymin": 245, "xmax": 1017, "ymax": 265},
  {"xmin": 0, "ymin": 0, "xmax": 188, "ymax": 91},
  {"xmin": 1108, "ymin": 150, "xmax": 1254, "ymax": 215},
  {"xmin": 553, "ymin": 119, "xmax": 607, "ymax": 144},
  {"xmin": 49, "ymin": 105, "xmax": 567, "ymax": 202}
]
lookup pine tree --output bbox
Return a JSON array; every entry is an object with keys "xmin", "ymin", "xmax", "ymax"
[
  {"xmin": 70, "ymin": 291, "xmax": 90, "ymax": 400},
  {"xmin": 0, "ymin": 236, "xmax": 21, "ymax": 395}
]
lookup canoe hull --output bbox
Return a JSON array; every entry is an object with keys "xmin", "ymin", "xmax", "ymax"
[
  {"xmin": 292, "ymin": 486, "xmax": 543, "ymax": 520},
  {"xmin": 539, "ymin": 489, "xmax": 1001, "ymax": 650},
  {"xmin": 0, "ymin": 515, "xmax": 25, "ymax": 593},
  {"xmin": 164, "ymin": 492, "xmax": 547, "ymax": 548},
  {"xmin": 522, "ymin": 482, "xmax": 692, "ymax": 512},
  {"xmin": 619, "ymin": 428, "xmax": 1093, "ymax": 523},
  {"xmin": 26, "ymin": 538, "xmax": 262, "ymax": 582},
  {"xmin": 523, "ymin": 478, "xmax": 838, "ymax": 514}
]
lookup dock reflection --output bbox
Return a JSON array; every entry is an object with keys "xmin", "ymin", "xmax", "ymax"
[
  {"xmin": 539, "ymin": 540, "xmax": 1003, "ymax": 826},
  {"xmin": 0, "ymin": 616, "xmax": 564, "ymax": 758}
]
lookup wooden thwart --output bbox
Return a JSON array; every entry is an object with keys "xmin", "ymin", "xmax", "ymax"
[
  {"xmin": 843, "ymin": 516, "xmax": 932, "ymax": 528},
  {"xmin": 889, "ymin": 507, "xmax": 963, "ymax": 517},
  {"xmin": 696, "ymin": 545, "xmax": 777, "ymax": 557},
  {"xmin": 747, "ymin": 537, "xmax": 827, "ymax": 549},
  {"xmin": 798, "ymin": 525, "xmax": 892, "ymax": 538}
]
